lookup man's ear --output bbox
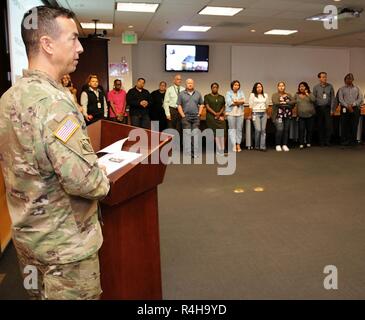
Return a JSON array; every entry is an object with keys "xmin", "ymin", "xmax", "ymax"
[{"xmin": 39, "ymin": 36, "xmax": 54, "ymax": 55}]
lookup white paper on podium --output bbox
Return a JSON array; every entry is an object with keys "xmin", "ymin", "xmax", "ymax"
[
  {"xmin": 97, "ymin": 138, "xmax": 129, "ymax": 154},
  {"xmin": 97, "ymin": 151, "xmax": 142, "ymax": 175}
]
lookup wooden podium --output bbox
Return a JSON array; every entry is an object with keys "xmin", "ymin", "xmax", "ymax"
[
  {"xmin": 0, "ymin": 168, "xmax": 12, "ymax": 256},
  {"xmin": 87, "ymin": 120, "xmax": 172, "ymax": 300}
]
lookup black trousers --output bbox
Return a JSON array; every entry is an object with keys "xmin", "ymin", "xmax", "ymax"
[
  {"xmin": 299, "ymin": 116, "xmax": 315, "ymax": 145},
  {"xmin": 168, "ymin": 107, "xmax": 182, "ymax": 134},
  {"xmin": 316, "ymin": 105, "xmax": 332, "ymax": 145},
  {"xmin": 340, "ymin": 106, "xmax": 360, "ymax": 145},
  {"xmin": 274, "ymin": 118, "xmax": 290, "ymax": 146},
  {"xmin": 131, "ymin": 112, "xmax": 151, "ymax": 129}
]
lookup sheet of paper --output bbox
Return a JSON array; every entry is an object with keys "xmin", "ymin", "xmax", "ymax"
[
  {"xmin": 97, "ymin": 151, "xmax": 142, "ymax": 175},
  {"xmin": 97, "ymin": 138, "xmax": 129, "ymax": 154}
]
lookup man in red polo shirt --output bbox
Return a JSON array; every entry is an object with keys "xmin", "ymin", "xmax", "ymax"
[{"xmin": 108, "ymin": 79, "xmax": 127, "ymax": 123}]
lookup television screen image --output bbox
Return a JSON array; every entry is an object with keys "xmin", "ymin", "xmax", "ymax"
[{"xmin": 165, "ymin": 45, "xmax": 209, "ymax": 72}]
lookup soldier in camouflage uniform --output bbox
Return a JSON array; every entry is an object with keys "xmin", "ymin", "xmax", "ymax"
[{"xmin": 0, "ymin": 6, "xmax": 110, "ymax": 299}]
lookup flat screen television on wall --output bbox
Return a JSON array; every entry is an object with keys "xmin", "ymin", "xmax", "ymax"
[{"xmin": 165, "ymin": 44, "xmax": 209, "ymax": 72}]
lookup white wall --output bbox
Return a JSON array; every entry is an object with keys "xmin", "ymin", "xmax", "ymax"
[
  {"xmin": 350, "ymin": 48, "xmax": 365, "ymax": 92},
  {"xmin": 107, "ymin": 39, "xmax": 365, "ymax": 99},
  {"xmin": 232, "ymin": 45, "xmax": 350, "ymax": 100},
  {"xmin": 108, "ymin": 37, "xmax": 133, "ymax": 92}
]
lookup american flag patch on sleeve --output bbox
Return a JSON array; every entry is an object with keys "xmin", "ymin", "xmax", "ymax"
[{"xmin": 54, "ymin": 117, "xmax": 80, "ymax": 143}]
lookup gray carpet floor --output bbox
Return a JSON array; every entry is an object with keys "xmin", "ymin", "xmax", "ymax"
[
  {"xmin": 159, "ymin": 145, "xmax": 365, "ymax": 300},
  {"xmin": 1, "ymin": 145, "xmax": 365, "ymax": 300}
]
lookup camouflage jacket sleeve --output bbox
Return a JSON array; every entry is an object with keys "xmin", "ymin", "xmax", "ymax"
[{"xmin": 42, "ymin": 99, "xmax": 110, "ymax": 200}]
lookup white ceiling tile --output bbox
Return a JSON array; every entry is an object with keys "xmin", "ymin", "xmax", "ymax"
[{"xmin": 55, "ymin": 0, "xmax": 365, "ymax": 47}]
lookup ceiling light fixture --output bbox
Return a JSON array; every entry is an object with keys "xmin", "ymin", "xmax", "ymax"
[
  {"xmin": 264, "ymin": 29, "xmax": 298, "ymax": 35},
  {"xmin": 116, "ymin": 3, "xmax": 159, "ymax": 13},
  {"xmin": 178, "ymin": 25, "xmax": 211, "ymax": 32},
  {"xmin": 81, "ymin": 22, "xmax": 114, "ymax": 30},
  {"xmin": 199, "ymin": 6, "xmax": 243, "ymax": 16}
]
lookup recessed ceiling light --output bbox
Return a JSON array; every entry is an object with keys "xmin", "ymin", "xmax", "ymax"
[
  {"xmin": 178, "ymin": 25, "xmax": 211, "ymax": 32},
  {"xmin": 81, "ymin": 22, "xmax": 114, "ymax": 30},
  {"xmin": 116, "ymin": 3, "xmax": 159, "ymax": 13},
  {"xmin": 199, "ymin": 6, "xmax": 243, "ymax": 16},
  {"xmin": 264, "ymin": 29, "xmax": 298, "ymax": 35},
  {"xmin": 128, "ymin": 25, "xmax": 134, "ymax": 28},
  {"xmin": 251, "ymin": 29, "xmax": 256, "ymax": 32}
]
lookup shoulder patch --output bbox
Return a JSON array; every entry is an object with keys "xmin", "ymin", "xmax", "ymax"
[{"xmin": 54, "ymin": 116, "xmax": 80, "ymax": 143}]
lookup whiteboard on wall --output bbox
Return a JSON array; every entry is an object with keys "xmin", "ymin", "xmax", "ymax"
[
  {"xmin": 231, "ymin": 45, "xmax": 350, "ymax": 101},
  {"xmin": 7, "ymin": 0, "xmax": 44, "ymax": 84}
]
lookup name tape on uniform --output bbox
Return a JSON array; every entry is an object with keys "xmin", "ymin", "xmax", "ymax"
[{"xmin": 54, "ymin": 117, "xmax": 80, "ymax": 143}]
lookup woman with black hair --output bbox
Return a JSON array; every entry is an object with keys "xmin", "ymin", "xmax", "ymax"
[
  {"xmin": 204, "ymin": 83, "xmax": 226, "ymax": 155},
  {"xmin": 271, "ymin": 82, "xmax": 295, "ymax": 152},
  {"xmin": 225, "ymin": 80, "xmax": 245, "ymax": 153},
  {"xmin": 295, "ymin": 82, "xmax": 316, "ymax": 149},
  {"xmin": 249, "ymin": 82, "xmax": 269, "ymax": 151}
]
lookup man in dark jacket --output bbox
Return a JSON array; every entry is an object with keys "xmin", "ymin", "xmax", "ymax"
[
  {"xmin": 126, "ymin": 78, "xmax": 151, "ymax": 129},
  {"xmin": 150, "ymin": 81, "xmax": 168, "ymax": 132}
]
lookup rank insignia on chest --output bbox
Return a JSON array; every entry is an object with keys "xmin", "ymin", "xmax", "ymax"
[{"xmin": 54, "ymin": 117, "xmax": 80, "ymax": 143}]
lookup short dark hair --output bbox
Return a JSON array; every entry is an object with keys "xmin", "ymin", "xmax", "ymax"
[
  {"xmin": 211, "ymin": 82, "xmax": 219, "ymax": 89},
  {"xmin": 21, "ymin": 6, "xmax": 76, "ymax": 58},
  {"xmin": 252, "ymin": 82, "xmax": 264, "ymax": 98},
  {"xmin": 114, "ymin": 79, "xmax": 122, "ymax": 84},
  {"xmin": 297, "ymin": 81, "xmax": 311, "ymax": 94},
  {"xmin": 137, "ymin": 78, "xmax": 146, "ymax": 83},
  {"xmin": 230, "ymin": 80, "xmax": 240, "ymax": 90},
  {"xmin": 318, "ymin": 72, "xmax": 327, "ymax": 78}
]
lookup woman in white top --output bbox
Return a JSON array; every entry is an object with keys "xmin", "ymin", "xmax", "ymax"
[
  {"xmin": 225, "ymin": 80, "xmax": 245, "ymax": 153},
  {"xmin": 249, "ymin": 82, "xmax": 269, "ymax": 151}
]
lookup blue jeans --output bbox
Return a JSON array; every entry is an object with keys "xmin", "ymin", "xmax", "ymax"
[
  {"xmin": 252, "ymin": 112, "xmax": 267, "ymax": 149},
  {"xmin": 227, "ymin": 115, "xmax": 244, "ymax": 147},
  {"xmin": 181, "ymin": 116, "xmax": 200, "ymax": 156}
]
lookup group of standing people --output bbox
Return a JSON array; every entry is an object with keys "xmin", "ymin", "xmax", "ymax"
[
  {"xmin": 61, "ymin": 74, "xmax": 169, "ymax": 130},
  {"xmin": 266, "ymin": 72, "xmax": 363, "ymax": 151},
  {"xmin": 62, "ymin": 71, "xmax": 364, "ymax": 156},
  {"xmin": 175, "ymin": 72, "xmax": 363, "ymax": 155}
]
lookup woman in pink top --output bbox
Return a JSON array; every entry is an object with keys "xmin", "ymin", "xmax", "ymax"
[{"xmin": 108, "ymin": 79, "xmax": 128, "ymax": 124}]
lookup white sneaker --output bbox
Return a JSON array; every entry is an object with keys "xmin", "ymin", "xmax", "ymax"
[
  {"xmin": 306, "ymin": 144, "xmax": 311, "ymax": 148},
  {"xmin": 299, "ymin": 145, "xmax": 304, "ymax": 149},
  {"xmin": 282, "ymin": 145, "xmax": 290, "ymax": 152},
  {"xmin": 276, "ymin": 145, "xmax": 282, "ymax": 152}
]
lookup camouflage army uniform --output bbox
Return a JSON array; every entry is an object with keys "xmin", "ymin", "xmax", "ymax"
[{"xmin": 0, "ymin": 70, "xmax": 110, "ymax": 300}]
